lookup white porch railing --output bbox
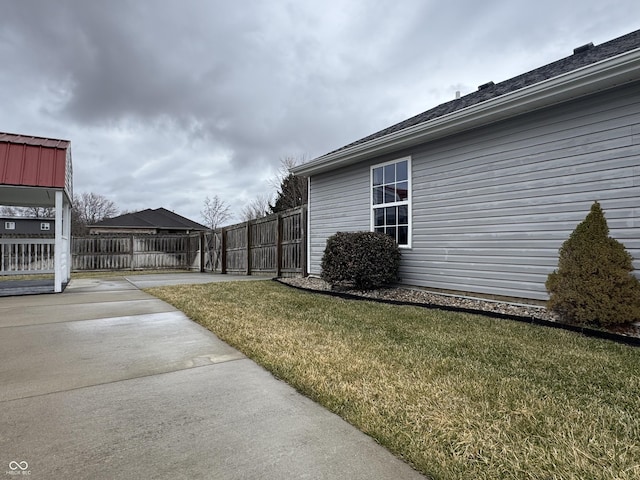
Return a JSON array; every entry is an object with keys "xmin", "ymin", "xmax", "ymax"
[{"xmin": 0, "ymin": 239, "xmax": 55, "ymax": 275}]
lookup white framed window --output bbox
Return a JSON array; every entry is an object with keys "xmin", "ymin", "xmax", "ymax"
[
  {"xmin": 371, "ymin": 157, "xmax": 411, "ymax": 247},
  {"xmin": 5, "ymin": 221, "xmax": 15, "ymax": 230},
  {"xmin": 40, "ymin": 222, "xmax": 51, "ymax": 231}
]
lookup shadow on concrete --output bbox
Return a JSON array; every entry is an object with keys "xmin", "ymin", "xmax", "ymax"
[{"xmin": 0, "ymin": 279, "xmax": 57, "ymax": 297}]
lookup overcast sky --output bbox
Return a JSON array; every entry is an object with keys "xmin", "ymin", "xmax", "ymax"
[{"xmin": 1, "ymin": 1, "xmax": 638, "ymax": 224}]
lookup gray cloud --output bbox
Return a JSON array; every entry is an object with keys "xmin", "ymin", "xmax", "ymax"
[{"xmin": 1, "ymin": 0, "xmax": 639, "ymax": 223}]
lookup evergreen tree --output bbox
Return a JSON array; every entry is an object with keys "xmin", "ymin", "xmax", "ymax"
[
  {"xmin": 546, "ymin": 201, "xmax": 640, "ymax": 326},
  {"xmin": 267, "ymin": 156, "xmax": 308, "ymax": 214},
  {"xmin": 270, "ymin": 172, "xmax": 307, "ymax": 213}
]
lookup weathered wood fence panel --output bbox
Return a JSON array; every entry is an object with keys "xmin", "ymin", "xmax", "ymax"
[
  {"xmin": 72, "ymin": 234, "xmax": 200, "ymax": 271},
  {"xmin": 204, "ymin": 206, "xmax": 306, "ymax": 277},
  {"xmin": 72, "ymin": 236, "xmax": 131, "ymax": 270},
  {"xmin": 224, "ymin": 224, "xmax": 247, "ymax": 274},
  {"xmin": 250, "ymin": 215, "xmax": 277, "ymax": 274},
  {"xmin": 280, "ymin": 208, "xmax": 306, "ymax": 276}
]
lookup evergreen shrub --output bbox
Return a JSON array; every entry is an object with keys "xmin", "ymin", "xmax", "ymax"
[
  {"xmin": 321, "ymin": 231, "xmax": 400, "ymax": 290},
  {"xmin": 545, "ymin": 201, "xmax": 640, "ymax": 326}
]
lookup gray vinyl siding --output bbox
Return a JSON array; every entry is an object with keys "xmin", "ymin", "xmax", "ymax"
[
  {"xmin": 308, "ymin": 163, "xmax": 371, "ymax": 272},
  {"xmin": 308, "ymin": 82, "xmax": 640, "ymax": 301}
]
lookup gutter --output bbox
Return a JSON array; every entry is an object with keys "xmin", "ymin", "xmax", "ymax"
[{"xmin": 293, "ymin": 48, "xmax": 640, "ymax": 176}]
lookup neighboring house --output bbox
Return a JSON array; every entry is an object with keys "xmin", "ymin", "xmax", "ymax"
[
  {"xmin": 0, "ymin": 217, "xmax": 54, "ymax": 236},
  {"xmin": 89, "ymin": 208, "xmax": 208, "ymax": 235},
  {"xmin": 293, "ymin": 29, "xmax": 640, "ymax": 302}
]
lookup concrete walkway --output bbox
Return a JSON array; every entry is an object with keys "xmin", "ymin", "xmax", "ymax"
[{"xmin": 0, "ymin": 274, "xmax": 425, "ymax": 479}]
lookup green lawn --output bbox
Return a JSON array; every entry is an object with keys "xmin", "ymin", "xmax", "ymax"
[{"xmin": 147, "ymin": 280, "xmax": 640, "ymax": 480}]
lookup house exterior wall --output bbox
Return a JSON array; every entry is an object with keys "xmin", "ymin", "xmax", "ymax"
[
  {"xmin": 88, "ymin": 227, "xmax": 158, "ymax": 235},
  {"xmin": 308, "ymin": 164, "xmax": 371, "ymax": 271},
  {"xmin": 307, "ymin": 82, "xmax": 640, "ymax": 301},
  {"xmin": 87, "ymin": 228, "xmax": 204, "ymax": 235},
  {"xmin": 0, "ymin": 217, "xmax": 54, "ymax": 236}
]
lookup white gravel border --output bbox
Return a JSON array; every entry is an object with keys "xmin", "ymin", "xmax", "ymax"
[{"xmin": 278, "ymin": 277, "xmax": 559, "ymax": 322}]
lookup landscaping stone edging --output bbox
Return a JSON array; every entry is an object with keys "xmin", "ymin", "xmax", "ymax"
[{"xmin": 273, "ymin": 278, "xmax": 640, "ymax": 348}]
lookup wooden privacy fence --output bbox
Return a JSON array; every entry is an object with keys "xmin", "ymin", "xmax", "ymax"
[
  {"xmin": 70, "ymin": 207, "xmax": 307, "ymax": 276},
  {"xmin": 204, "ymin": 206, "xmax": 306, "ymax": 277},
  {"xmin": 72, "ymin": 234, "xmax": 200, "ymax": 271}
]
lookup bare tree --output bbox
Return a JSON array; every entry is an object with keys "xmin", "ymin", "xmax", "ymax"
[
  {"xmin": 0, "ymin": 205, "xmax": 55, "ymax": 217},
  {"xmin": 201, "ymin": 195, "xmax": 231, "ymax": 230},
  {"xmin": 26, "ymin": 206, "xmax": 55, "ymax": 218},
  {"xmin": 75, "ymin": 192, "xmax": 118, "ymax": 224},
  {"xmin": 0, "ymin": 205, "xmax": 18, "ymax": 216},
  {"xmin": 72, "ymin": 192, "xmax": 119, "ymax": 235},
  {"xmin": 240, "ymin": 194, "xmax": 271, "ymax": 221},
  {"xmin": 269, "ymin": 155, "xmax": 308, "ymax": 213}
]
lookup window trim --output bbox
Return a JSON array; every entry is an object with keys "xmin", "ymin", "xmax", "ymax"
[
  {"xmin": 370, "ymin": 156, "xmax": 412, "ymax": 248},
  {"xmin": 4, "ymin": 221, "xmax": 16, "ymax": 230}
]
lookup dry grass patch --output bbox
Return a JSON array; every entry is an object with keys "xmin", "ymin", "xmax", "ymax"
[
  {"xmin": 147, "ymin": 280, "xmax": 640, "ymax": 480},
  {"xmin": 0, "ymin": 270, "xmax": 193, "ymax": 282},
  {"xmin": 72, "ymin": 269, "xmax": 193, "ymax": 279},
  {"xmin": 0, "ymin": 274, "xmax": 54, "ymax": 281}
]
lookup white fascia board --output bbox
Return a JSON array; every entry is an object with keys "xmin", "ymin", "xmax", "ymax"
[{"xmin": 293, "ymin": 48, "xmax": 640, "ymax": 176}]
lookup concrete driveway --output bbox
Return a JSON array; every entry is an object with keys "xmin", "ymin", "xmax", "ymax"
[{"xmin": 0, "ymin": 274, "xmax": 425, "ymax": 479}]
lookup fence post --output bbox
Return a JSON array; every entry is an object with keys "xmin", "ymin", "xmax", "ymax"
[
  {"xmin": 245, "ymin": 221, "xmax": 251, "ymax": 275},
  {"xmin": 199, "ymin": 231, "xmax": 205, "ymax": 273},
  {"xmin": 130, "ymin": 234, "xmax": 135, "ymax": 270},
  {"xmin": 302, "ymin": 206, "xmax": 307, "ymax": 277},
  {"xmin": 221, "ymin": 228, "xmax": 227, "ymax": 274},
  {"xmin": 276, "ymin": 214, "xmax": 282, "ymax": 277}
]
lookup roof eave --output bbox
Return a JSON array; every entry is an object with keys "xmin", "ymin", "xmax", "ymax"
[{"xmin": 293, "ymin": 48, "xmax": 640, "ymax": 176}]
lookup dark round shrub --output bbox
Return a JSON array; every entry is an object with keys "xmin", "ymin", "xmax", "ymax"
[
  {"xmin": 545, "ymin": 201, "xmax": 640, "ymax": 326},
  {"xmin": 321, "ymin": 231, "xmax": 400, "ymax": 290}
]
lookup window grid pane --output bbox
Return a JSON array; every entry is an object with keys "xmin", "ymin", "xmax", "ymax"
[
  {"xmin": 398, "ymin": 226, "xmax": 408, "ymax": 245},
  {"xmin": 398, "ymin": 205, "xmax": 408, "ymax": 224},
  {"xmin": 384, "ymin": 164, "xmax": 395, "ymax": 184},
  {"xmin": 396, "ymin": 182, "xmax": 408, "ymax": 201},
  {"xmin": 374, "ymin": 209, "xmax": 384, "ymax": 226},
  {"xmin": 396, "ymin": 161, "xmax": 408, "ymax": 181},
  {"xmin": 385, "ymin": 207, "xmax": 396, "ymax": 225},
  {"xmin": 373, "ymin": 167, "xmax": 383, "ymax": 186},
  {"xmin": 384, "ymin": 187, "xmax": 395, "ymax": 204},
  {"xmin": 373, "ymin": 187, "xmax": 383, "ymax": 205}
]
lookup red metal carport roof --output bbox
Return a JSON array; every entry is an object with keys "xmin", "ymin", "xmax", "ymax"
[{"xmin": 0, "ymin": 132, "xmax": 71, "ymax": 189}]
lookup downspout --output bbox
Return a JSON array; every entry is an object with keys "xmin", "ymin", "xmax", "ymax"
[{"xmin": 306, "ymin": 176, "xmax": 311, "ymax": 277}]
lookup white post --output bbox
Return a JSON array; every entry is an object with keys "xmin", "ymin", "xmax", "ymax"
[
  {"xmin": 64, "ymin": 198, "xmax": 72, "ymax": 281},
  {"xmin": 306, "ymin": 176, "xmax": 311, "ymax": 276},
  {"xmin": 54, "ymin": 190, "xmax": 63, "ymax": 292}
]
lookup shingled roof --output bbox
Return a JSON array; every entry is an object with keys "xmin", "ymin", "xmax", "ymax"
[
  {"xmin": 91, "ymin": 208, "xmax": 208, "ymax": 231},
  {"xmin": 294, "ymin": 29, "xmax": 640, "ymax": 177},
  {"xmin": 334, "ymin": 29, "xmax": 640, "ymax": 154}
]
